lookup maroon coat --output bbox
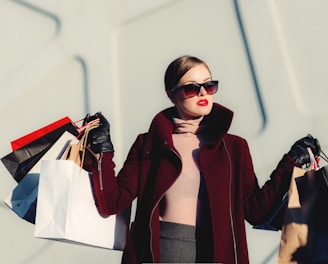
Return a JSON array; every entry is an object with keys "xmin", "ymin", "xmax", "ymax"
[{"xmin": 89, "ymin": 103, "xmax": 295, "ymax": 264}]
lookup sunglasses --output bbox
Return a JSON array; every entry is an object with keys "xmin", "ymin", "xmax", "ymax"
[{"xmin": 170, "ymin": 80, "xmax": 219, "ymax": 99}]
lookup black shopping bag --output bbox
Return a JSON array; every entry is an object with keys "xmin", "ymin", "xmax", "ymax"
[{"xmin": 1, "ymin": 121, "xmax": 78, "ymax": 182}]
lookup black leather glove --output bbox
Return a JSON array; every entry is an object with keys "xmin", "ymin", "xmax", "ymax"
[
  {"xmin": 83, "ymin": 112, "xmax": 114, "ymax": 153},
  {"xmin": 288, "ymin": 134, "xmax": 321, "ymax": 165}
]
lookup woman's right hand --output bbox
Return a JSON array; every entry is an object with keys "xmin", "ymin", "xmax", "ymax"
[{"xmin": 83, "ymin": 112, "xmax": 114, "ymax": 153}]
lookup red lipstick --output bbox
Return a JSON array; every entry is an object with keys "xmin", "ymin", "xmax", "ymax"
[{"xmin": 197, "ymin": 99, "xmax": 208, "ymax": 106}]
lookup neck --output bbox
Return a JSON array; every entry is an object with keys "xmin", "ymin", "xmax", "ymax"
[{"xmin": 173, "ymin": 116, "xmax": 204, "ymax": 134}]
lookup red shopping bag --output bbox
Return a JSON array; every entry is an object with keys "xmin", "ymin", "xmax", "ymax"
[
  {"xmin": 11, "ymin": 116, "xmax": 73, "ymax": 151},
  {"xmin": 2, "ymin": 118, "xmax": 79, "ymax": 182}
]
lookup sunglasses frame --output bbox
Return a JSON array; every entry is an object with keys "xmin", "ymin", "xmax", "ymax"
[{"xmin": 170, "ymin": 80, "xmax": 219, "ymax": 99}]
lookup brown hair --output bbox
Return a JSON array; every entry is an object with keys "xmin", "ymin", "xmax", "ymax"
[{"xmin": 164, "ymin": 55, "xmax": 211, "ymax": 92}]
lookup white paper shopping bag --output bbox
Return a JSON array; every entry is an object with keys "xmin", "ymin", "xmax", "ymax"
[
  {"xmin": 4, "ymin": 131, "xmax": 78, "ymax": 223},
  {"xmin": 34, "ymin": 159, "xmax": 130, "ymax": 250}
]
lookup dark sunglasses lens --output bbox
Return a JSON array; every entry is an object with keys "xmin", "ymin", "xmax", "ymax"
[
  {"xmin": 203, "ymin": 81, "xmax": 218, "ymax": 94},
  {"xmin": 183, "ymin": 84, "xmax": 200, "ymax": 98},
  {"xmin": 178, "ymin": 81, "xmax": 219, "ymax": 98}
]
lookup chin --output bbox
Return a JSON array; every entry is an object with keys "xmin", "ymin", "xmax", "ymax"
[{"xmin": 199, "ymin": 106, "xmax": 212, "ymax": 116}]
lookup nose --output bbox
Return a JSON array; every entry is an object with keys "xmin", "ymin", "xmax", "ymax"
[{"xmin": 198, "ymin": 86, "xmax": 207, "ymax": 96}]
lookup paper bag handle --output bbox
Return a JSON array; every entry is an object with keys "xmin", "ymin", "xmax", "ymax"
[{"xmin": 63, "ymin": 121, "xmax": 99, "ymax": 167}]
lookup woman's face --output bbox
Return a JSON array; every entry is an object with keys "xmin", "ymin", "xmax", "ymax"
[{"xmin": 170, "ymin": 64, "xmax": 214, "ymax": 120}]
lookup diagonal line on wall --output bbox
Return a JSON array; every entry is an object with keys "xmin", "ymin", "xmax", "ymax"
[
  {"xmin": 11, "ymin": 0, "xmax": 61, "ymax": 36},
  {"xmin": 233, "ymin": 0, "xmax": 267, "ymax": 132}
]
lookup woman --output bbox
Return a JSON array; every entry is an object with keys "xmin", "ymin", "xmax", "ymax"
[{"xmin": 84, "ymin": 55, "xmax": 320, "ymax": 263}]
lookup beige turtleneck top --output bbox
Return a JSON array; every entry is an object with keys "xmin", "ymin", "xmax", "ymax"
[{"xmin": 159, "ymin": 117, "xmax": 208, "ymax": 226}]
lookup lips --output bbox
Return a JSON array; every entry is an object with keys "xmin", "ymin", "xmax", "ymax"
[{"xmin": 197, "ymin": 99, "xmax": 208, "ymax": 106}]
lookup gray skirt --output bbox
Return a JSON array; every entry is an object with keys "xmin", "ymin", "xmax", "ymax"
[{"xmin": 160, "ymin": 221, "xmax": 196, "ymax": 263}]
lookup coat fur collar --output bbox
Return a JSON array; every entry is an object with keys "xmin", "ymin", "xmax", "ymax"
[{"xmin": 147, "ymin": 103, "xmax": 234, "ymax": 146}]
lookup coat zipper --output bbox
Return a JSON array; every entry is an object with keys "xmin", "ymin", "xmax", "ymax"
[
  {"xmin": 149, "ymin": 146, "xmax": 181, "ymax": 261},
  {"xmin": 98, "ymin": 152, "xmax": 104, "ymax": 190},
  {"xmin": 222, "ymin": 139, "xmax": 238, "ymax": 264}
]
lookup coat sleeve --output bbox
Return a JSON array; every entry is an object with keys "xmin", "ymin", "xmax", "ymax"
[
  {"xmin": 87, "ymin": 134, "xmax": 145, "ymax": 217},
  {"xmin": 239, "ymin": 138, "xmax": 295, "ymax": 225}
]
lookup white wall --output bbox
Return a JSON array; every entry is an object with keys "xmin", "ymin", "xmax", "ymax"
[{"xmin": 1, "ymin": 0, "xmax": 328, "ymax": 263}]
